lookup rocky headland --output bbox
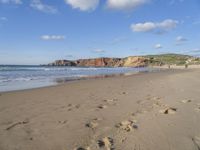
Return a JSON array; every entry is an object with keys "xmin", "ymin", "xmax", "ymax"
[
  {"xmin": 47, "ymin": 54, "xmax": 200, "ymax": 67},
  {"xmin": 48, "ymin": 57, "xmax": 148, "ymax": 67}
]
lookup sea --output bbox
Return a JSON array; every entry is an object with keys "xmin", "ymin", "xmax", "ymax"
[{"xmin": 0, "ymin": 65, "xmax": 156, "ymax": 92}]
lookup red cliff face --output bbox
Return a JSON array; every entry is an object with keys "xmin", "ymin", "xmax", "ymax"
[
  {"xmin": 48, "ymin": 57, "xmax": 148, "ymax": 67},
  {"xmin": 76, "ymin": 58, "xmax": 122, "ymax": 67}
]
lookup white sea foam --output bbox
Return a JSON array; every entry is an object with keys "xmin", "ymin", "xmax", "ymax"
[{"xmin": 0, "ymin": 65, "xmax": 152, "ymax": 92}]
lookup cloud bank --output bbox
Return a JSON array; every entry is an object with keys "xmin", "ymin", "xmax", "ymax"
[
  {"xmin": 131, "ymin": 19, "xmax": 178, "ymax": 33},
  {"xmin": 107, "ymin": 0, "xmax": 150, "ymax": 10},
  {"xmin": 41, "ymin": 35, "xmax": 65, "ymax": 40},
  {"xmin": 65, "ymin": 0, "xmax": 99, "ymax": 11},
  {"xmin": 0, "ymin": 0, "xmax": 22, "ymax": 4},
  {"xmin": 30, "ymin": 0, "xmax": 57, "ymax": 14}
]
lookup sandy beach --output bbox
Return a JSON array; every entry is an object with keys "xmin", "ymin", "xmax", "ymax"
[{"xmin": 0, "ymin": 69, "xmax": 200, "ymax": 150}]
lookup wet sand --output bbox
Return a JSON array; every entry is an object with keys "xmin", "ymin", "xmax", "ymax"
[{"xmin": 0, "ymin": 69, "xmax": 200, "ymax": 150}]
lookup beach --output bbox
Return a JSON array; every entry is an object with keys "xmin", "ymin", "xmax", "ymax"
[{"xmin": 0, "ymin": 69, "xmax": 200, "ymax": 150}]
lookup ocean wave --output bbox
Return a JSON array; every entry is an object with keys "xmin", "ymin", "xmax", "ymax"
[
  {"xmin": 0, "ymin": 66, "xmax": 104, "ymax": 72},
  {"xmin": 0, "ymin": 77, "xmax": 43, "ymax": 83},
  {"xmin": 0, "ymin": 65, "xmax": 152, "ymax": 92}
]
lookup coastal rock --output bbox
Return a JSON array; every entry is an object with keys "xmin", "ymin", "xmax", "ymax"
[
  {"xmin": 76, "ymin": 58, "xmax": 122, "ymax": 67},
  {"xmin": 123, "ymin": 56, "xmax": 148, "ymax": 67},
  {"xmin": 48, "ymin": 60, "xmax": 76, "ymax": 66}
]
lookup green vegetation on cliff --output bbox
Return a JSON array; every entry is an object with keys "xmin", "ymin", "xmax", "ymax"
[{"xmin": 145, "ymin": 53, "xmax": 194, "ymax": 66}]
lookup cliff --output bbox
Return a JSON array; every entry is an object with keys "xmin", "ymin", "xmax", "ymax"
[
  {"xmin": 48, "ymin": 56, "xmax": 148, "ymax": 67},
  {"xmin": 123, "ymin": 57, "xmax": 148, "ymax": 67},
  {"xmin": 48, "ymin": 54, "xmax": 198, "ymax": 67},
  {"xmin": 75, "ymin": 58, "xmax": 122, "ymax": 67}
]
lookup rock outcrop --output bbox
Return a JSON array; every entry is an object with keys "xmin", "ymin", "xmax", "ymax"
[
  {"xmin": 48, "ymin": 60, "xmax": 76, "ymax": 66},
  {"xmin": 48, "ymin": 56, "xmax": 149, "ymax": 67},
  {"xmin": 123, "ymin": 57, "xmax": 148, "ymax": 67},
  {"xmin": 76, "ymin": 58, "xmax": 122, "ymax": 67}
]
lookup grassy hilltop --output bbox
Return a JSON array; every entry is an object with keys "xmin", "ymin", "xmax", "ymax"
[{"xmin": 145, "ymin": 53, "xmax": 200, "ymax": 66}]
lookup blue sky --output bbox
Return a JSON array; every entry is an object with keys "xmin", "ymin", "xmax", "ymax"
[{"xmin": 0, "ymin": 0, "xmax": 200, "ymax": 65}]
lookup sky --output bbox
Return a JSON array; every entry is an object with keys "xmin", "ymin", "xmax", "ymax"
[{"xmin": 0, "ymin": 0, "xmax": 200, "ymax": 65}]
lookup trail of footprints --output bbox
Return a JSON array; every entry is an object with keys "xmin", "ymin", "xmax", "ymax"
[
  {"xmin": 5, "ymin": 91, "xmax": 200, "ymax": 150},
  {"xmin": 4, "ymin": 93, "xmax": 199, "ymax": 150},
  {"xmin": 75, "ymin": 94, "xmax": 179, "ymax": 149}
]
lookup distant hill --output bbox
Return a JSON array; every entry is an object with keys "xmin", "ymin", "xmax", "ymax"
[
  {"xmin": 145, "ymin": 53, "xmax": 193, "ymax": 66},
  {"xmin": 47, "ymin": 53, "xmax": 200, "ymax": 67}
]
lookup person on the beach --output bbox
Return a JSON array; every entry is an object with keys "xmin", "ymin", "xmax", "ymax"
[{"xmin": 185, "ymin": 64, "xmax": 188, "ymax": 69}]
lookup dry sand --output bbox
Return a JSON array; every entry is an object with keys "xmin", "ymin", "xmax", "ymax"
[{"xmin": 0, "ymin": 69, "xmax": 200, "ymax": 150}]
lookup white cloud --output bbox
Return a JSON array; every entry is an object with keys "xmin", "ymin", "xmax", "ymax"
[
  {"xmin": 170, "ymin": 0, "xmax": 184, "ymax": 5},
  {"xmin": 154, "ymin": 44, "xmax": 162, "ymax": 49},
  {"xmin": 65, "ymin": 0, "xmax": 99, "ymax": 11},
  {"xmin": 176, "ymin": 36, "xmax": 187, "ymax": 42},
  {"xmin": 0, "ymin": 0, "xmax": 22, "ymax": 4},
  {"xmin": 131, "ymin": 19, "xmax": 178, "ymax": 33},
  {"xmin": 107, "ymin": 0, "xmax": 150, "ymax": 10},
  {"xmin": 30, "ymin": 0, "xmax": 57, "ymax": 14},
  {"xmin": 131, "ymin": 22, "xmax": 156, "ymax": 32},
  {"xmin": 175, "ymin": 36, "xmax": 188, "ymax": 45},
  {"xmin": 92, "ymin": 49, "xmax": 106, "ymax": 53},
  {"xmin": 0, "ymin": 17, "xmax": 7, "ymax": 21},
  {"xmin": 41, "ymin": 35, "xmax": 65, "ymax": 40}
]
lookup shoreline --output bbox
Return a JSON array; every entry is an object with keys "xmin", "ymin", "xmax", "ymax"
[
  {"xmin": 0, "ymin": 67, "xmax": 191, "ymax": 94},
  {"xmin": 0, "ymin": 67, "xmax": 162, "ymax": 94},
  {"xmin": 0, "ymin": 66, "xmax": 153, "ymax": 93}
]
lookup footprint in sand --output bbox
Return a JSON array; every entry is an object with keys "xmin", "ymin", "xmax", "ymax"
[
  {"xmin": 115, "ymin": 120, "xmax": 138, "ymax": 132},
  {"xmin": 75, "ymin": 104, "xmax": 81, "ymax": 109},
  {"xmin": 103, "ymin": 99, "xmax": 118, "ymax": 103},
  {"xmin": 98, "ymin": 137, "xmax": 114, "ymax": 150},
  {"xmin": 136, "ymin": 100, "xmax": 145, "ymax": 105},
  {"xmin": 97, "ymin": 104, "xmax": 108, "ymax": 110},
  {"xmin": 85, "ymin": 121, "xmax": 98, "ymax": 129},
  {"xmin": 74, "ymin": 147, "xmax": 90, "ymax": 150},
  {"xmin": 159, "ymin": 107, "xmax": 177, "ymax": 114},
  {"xmin": 67, "ymin": 104, "xmax": 73, "ymax": 111},
  {"xmin": 122, "ymin": 92, "xmax": 128, "ymax": 95},
  {"xmin": 181, "ymin": 99, "xmax": 192, "ymax": 103},
  {"xmin": 103, "ymin": 99, "xmax": 118, "ymax": 106},
  {"xmin": 58, "ymin": 120, "xmax": 67, "ymax": 124},
  {"xmin": 67, "ymin": 104, "xmax": 81, "ymax": 111},
  {"xmin": 146, "ymin": 95, "xmax": 160, "ymax": 100},
  {"xmin": 85, "ymin": 118, "xmax": 102, "ymax": 130},
  {"xmin": 192, "ymin": 136, "xmax": 200, "ymax": 149}
]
